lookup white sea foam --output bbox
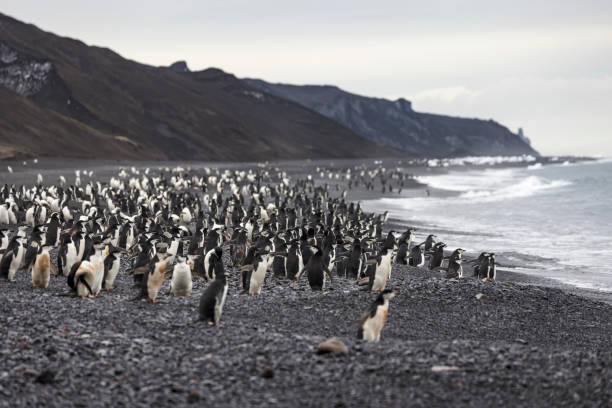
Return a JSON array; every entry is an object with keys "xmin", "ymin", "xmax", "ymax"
[
  {"xmin": 458, "ymin": 176, "xmax": 571, "ymax": 202},
  {"xmin": 418, "ymin": 168, "xmax": 571, "ymax": 203},
  {"xmin": 527, "ymin": 163, "xmax": 543, "ymax": 170},
  {"xmin": 426, "ymin": 155, "xmax": 537, "ymax": 168},
  {"xmin": 418, "ymin": 168, "xmax": 518, "ymax": 192}
]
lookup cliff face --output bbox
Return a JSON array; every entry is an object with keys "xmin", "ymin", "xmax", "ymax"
[
  {"xmin": 0, "ymin": 13, "xmax": 393, "ymax": 161},
  {"xmin": 244, "ymin": 80, "xmax": 539, "ymax": 157}
]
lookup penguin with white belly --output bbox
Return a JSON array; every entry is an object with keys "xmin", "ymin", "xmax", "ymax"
[
  {"xmin": 23, "ymin": 229, "xmax": 55, "ymax": 288},
  {"xmin": 357, "ymin": 289, "xmax": 396, "ymax": 342},
  {"xmin": 473, "ymin": 252, "xmax": 496, "ymax": 281},
  {"xmin": 62, "ymin": 223, "xmax": 87, "ymax": 277},
  {"xmin": 73, "ymin": 261, "xmax": 102, "ymax": 298},
  {"xmin": 0, "ymin": 203, "xmax": 11, "ymax": 224},
  {"xmin": 30, "ymin": 245, "xmax": 53, "ymax": 288},
  {"xmin": 203, "ymin": 247, "xmax": 223, "ymax": 281},
  {"xmin": 0, "ymin": 229, "xmax": 9, "ymax": 251},
  {"xmin": 368, "ymin": 248, "xmax": 393, "ymax": 292},
  {"xmin": 0, "ymin": 235, "xmax": 26, "ymax": 281},
  {"xmin": 241, "ymin": 249, "xmax": 269, "ymax": 295},
  {"xmin": 170, "ymin": 256, "xmax": 193, "ymax": 296},
  {"xmin": 135, "ymin": 258, "xmax": 168, "ymax": 303},
  {"xmin": 102, "ymin": 245, "xmax": 124, "ymax": 290}
]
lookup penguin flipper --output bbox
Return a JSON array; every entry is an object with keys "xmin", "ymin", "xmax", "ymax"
[
  {"xmin": 239, "ymin": 264, "xmax": 254, "ymax": 272},
  {"xmin": 0, "ymin": 254, "xmax": 11, "ymax": 279},
  {"xmin": 23, "ymin": 246, "xmax": 37, "ymax": 270}
]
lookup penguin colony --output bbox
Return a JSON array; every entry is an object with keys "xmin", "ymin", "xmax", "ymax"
[{"xmin": 0, "ymin": 163, "xmax": 496, "ymax": 341}]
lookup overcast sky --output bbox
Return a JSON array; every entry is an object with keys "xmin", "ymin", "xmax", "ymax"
[{"xmin": 3, "ymin": 0, "xmax": 611, "ymax": 156}]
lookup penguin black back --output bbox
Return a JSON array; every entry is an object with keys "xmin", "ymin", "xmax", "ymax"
[{"xmin": 199, "ymin": 259, "xmax": 229, "ymax": 326}]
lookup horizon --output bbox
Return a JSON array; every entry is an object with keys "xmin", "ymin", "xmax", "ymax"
[{"xmin": 1, "ymin": 0, "xmax": 611, "ymax": 156}]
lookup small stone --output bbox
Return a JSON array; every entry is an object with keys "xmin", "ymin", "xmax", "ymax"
[
  {"xmin": 22, "ymin": 368, "xmax": 40, "ymax": 377},
  {"xmin": 316, "ymin": 338, "xmax": 349, "ymax": 355},
  {"xmin": 475, "ymin": 293, "xmax": 488, "ymax": 300},
  {"xmin": 261, "ymin": 368, "xmax": 275, "ymax": 379},
  {"xmin": 35, "ymin": 369, "xmax": 56, "ymax": 384},
  {"xmin": 431, "ymin": 365, "xmax": 460, "ymax": 372},
  {"xmin": 186, "ymin": 391, "xmax": 201, "ymax": 403}
]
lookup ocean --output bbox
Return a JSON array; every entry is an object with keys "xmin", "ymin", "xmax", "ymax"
[{"xmin": 362, "ymin": 158, "xmax": 612, "ymax": 292}]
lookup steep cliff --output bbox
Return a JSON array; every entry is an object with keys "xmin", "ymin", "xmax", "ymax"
[{"xmin": 244, "ymin": 80, "xmax": 539, "ymax": 157}]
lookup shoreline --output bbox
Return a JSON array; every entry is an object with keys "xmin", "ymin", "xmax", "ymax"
[
  {"xmin": 350, "ymin": 160, "xmax": 612, "ymax": 306},
  {"xmin": 1, "ymin": 156, "xmax": 609, "ymax": 306},
  {"xmin": 382, "ymin": 216, "xmax": 612, "ymax": 306}
]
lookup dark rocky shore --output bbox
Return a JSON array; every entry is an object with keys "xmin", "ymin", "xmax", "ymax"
[
  {"xmin": 1, "ymin": 250, "xmax": 611, "ymax": 407},
  {"xmin": 1, "ymin": 158, "xmax": 610, "ymax": 407}
]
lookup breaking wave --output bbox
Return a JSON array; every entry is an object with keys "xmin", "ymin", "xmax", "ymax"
[{"xmin": 458, "ymin": 176, "xmax": 571, "ymax": 202}]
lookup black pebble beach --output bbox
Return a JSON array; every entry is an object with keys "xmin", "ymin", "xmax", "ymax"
[
  {"xmin": 1, "ymin": 251, "xmax": 611, "ymax": 407},
  {"xmin": 1, "ymin": 160, "xmax": 611, "ymax": 407}
]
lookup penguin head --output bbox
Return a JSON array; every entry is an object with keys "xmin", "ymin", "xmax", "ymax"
[
  {"xmin": 91, "ymin": 235, "xmax": 105, "ymax": 247},
  {"xmin": 17, "ymin": 225, "xmax": 29, "ymax": 236},
  {"xmin": 155, "ymin": 241, "xmax": 168, "ymax": 254}
]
